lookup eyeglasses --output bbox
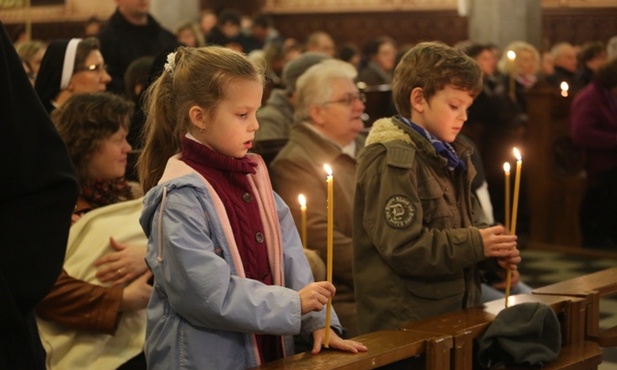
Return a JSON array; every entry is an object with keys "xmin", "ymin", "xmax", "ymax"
[
  {"xmin": 75, "ymin": 63, "xmax": 108, "ymax": 73},
  {"xmin": 322, "ymin": 92, "xmax": 366, "ymax": 106}
]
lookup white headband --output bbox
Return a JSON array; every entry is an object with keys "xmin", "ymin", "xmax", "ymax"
[{"xmin": 60, "ymin": 38, "xmax": 82, "ymax": 90}]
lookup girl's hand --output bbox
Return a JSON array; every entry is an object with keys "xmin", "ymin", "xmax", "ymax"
[
  {"xmin": 94, "ymin": 237, "xmax": 148, "ymax": 286},
  {"xmin": 311, "ymin": 328, "xmax": 368, "ymax": 354}
]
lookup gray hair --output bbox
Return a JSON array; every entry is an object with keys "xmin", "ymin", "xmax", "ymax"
[{"xmin": 294, "ymin": 59, "xmax": 357, "ymax": 121}]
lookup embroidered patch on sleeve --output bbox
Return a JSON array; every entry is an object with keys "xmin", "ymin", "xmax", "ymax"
[{"xmin": 384, "ymin": 195, "xmax": 414, "ymax": 228}]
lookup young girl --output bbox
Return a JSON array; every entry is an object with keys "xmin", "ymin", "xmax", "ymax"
[{"xmin": 137, "ymin": 46, "xmax": 366, "ymax": 369}]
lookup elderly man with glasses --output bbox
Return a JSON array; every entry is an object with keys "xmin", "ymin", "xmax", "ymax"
[{"xmin": 270, "ymin": 59, "xmax": 366, "ymax": 339}]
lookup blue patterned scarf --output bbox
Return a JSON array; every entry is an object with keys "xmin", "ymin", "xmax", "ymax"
[{"xmin": 398, "ymin": 116, "xmax": 466, "ymax": 171}]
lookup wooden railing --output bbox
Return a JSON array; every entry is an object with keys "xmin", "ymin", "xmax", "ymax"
[
  {"xmin": 533, "ymin": 266, "xmax": 617, "ymax": 347},
  {"xmin": 249, "ymin": 266, "xmax": 617, "ymax": 369}
]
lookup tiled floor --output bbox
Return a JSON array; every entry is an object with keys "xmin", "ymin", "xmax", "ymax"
[{"xmin": 518, "ymin": 247, "xmax": 617, "ymax": 369}]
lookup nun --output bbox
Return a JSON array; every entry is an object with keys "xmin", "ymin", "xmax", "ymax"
[
  {"xmin": 34, "ymin": 37, "xmax": 111, "ymax": 113},
  {"xmin": 0, "ymin": 21, "xmax": 78, "ymax": 370}
]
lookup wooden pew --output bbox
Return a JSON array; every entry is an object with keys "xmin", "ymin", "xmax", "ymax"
[
  {"xmin": 533, "ymin": 266, "xmax": 617, "ymax": 347},
  {"xmin": 400, "ymin": 294, "xmax": 588, "ymax": 370},
  {"xmin": 247, "ymin": 329, "xmax": 453, "ymax": 370},
  {"xmin": 249, "ymin": 294, "xmax": 601, "ymax": 370},
  {"xmin": 525, "ymin": 84, "xmax": 586, "ymax": 247}
]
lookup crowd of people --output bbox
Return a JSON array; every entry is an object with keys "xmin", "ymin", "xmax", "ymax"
[{"xmin": 4, "ymin": 1, "xmax": 617, "ymax": 369}]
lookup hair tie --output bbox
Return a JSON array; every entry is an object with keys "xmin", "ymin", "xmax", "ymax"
[{"xmin": 164, "ymin": 51, "xmax": 177, "ymax": 76}]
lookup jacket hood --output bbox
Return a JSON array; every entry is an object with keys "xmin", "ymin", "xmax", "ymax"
[{"xmin": 140, "ymin": 171, "xmax": 205, "ymax": 237}]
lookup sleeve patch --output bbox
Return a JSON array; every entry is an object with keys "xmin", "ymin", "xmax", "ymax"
[{"xmin": 385, "ymin": 195, "xmax": 415, "ymax": 228}]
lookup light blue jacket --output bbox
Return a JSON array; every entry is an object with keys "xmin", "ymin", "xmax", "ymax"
[{"xmin": 140, "ymin": 160, "xmax": 339, "ymax": 370}]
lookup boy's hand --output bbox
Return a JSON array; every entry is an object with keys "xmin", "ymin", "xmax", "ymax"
[
  {"xmin": 298, "ymin": 282, "xmax": 335, "ymax": 315},
  {"xmin": 311, "ymin": 328, "xmax": 368, "ymax": 354},
  {"xmin": 479, "ymin": 225, "xmax": 518, "ymax": 259}
]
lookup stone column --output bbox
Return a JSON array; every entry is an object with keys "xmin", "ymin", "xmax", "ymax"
[{"xmin": 468, "ymin": 0, "xmax": 542, "ymax": 50}]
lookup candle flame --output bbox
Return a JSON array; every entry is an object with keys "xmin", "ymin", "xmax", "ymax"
[
  {"xmin": 298, "ymin": 194, "xmax": 306, "ymax": 207},
  {"xmin": 560, "ymin": 81, "xmax": 569, "ymax": 97},
  {"xmin": 323, "ymin": 164, "xmax": 332, "ymax": 176},
  {"xmin": 507, "ymin": 50, "xmax": 516, "ymax": 60},
  {"xmin": 560, "ymin": 81, "xmax": 569, "ymax": 91},
  {"xmin": 513, "ymin": 147, "xmax": 522, "ymax": 162},
  {"xmin": 503, "ymin": 162, "xmax": 511, "ymax": 173}
]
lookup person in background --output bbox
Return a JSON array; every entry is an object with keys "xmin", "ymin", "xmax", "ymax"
[
  {"xmin": 357, "ymin": 36, "xmax": 397, "ymax": 86},
  {"xmin": 546, "ymin": 42, "xmax": 580, "ymax": 93},
  {"xmin": 98, "ymin": 0, "xmax": 176, "ymax": 94},
  {"xmin": 353, "ymin": 42, "xmax": 520, "ymax": 334},
  {"xmin": 36, "ymin": 92, "xmax": 151, "ymax": 370},
  {"xmin": 35, "ymin": 37, "xmax": 111, "ymax": 114},
  {"xmin": 0, "ymin": 21, "xmax": 78, "ymax": 370},
  {"xmin": 305, "ymin": 31, "xmax": 336, "ymax": 57},
  {"xmin": 570, "ymin": 58, "xmax": 617, "ymax": 248},
  {"xmin": 255, "ymin": 51, "xmax": 330, "ymax": 143},
  {"xmin": 244, "ymin": 13, "xmax": 282, "ymax": 54},
  {"xmin": 84, "ymin": 16, "xmax": 103, "ymax": 38},
  {"xmin": 175, "ymin": 21, "xmax": 204, "ymax": 48},
  {"xmin": 270, "ymin": 59, "xmax": 366, "ymax": 337},
  {"xmin": 576, "ymin": 41, "xmax": 608, "ymax": 87},
  {"xmin": 337, "ymin": 42, "xmax": 361, "ymax": 70},
  {"xmin": 15, "ymin": 39, "xmax": 46, "ymax": 78},
  {"xmin": 137, "ymin": 46, "xmax": 367, "ymax": 369},
  {"xmin": 198, "ymin": 9, "xmax": 217, "ymax": 39},
  {"xmin": 124, "ymin": 56, "xmax": 155, "ymax": 152},
  {"xmin": 205, "ymin": 8, "xmax": 249, "ymax": 52}
]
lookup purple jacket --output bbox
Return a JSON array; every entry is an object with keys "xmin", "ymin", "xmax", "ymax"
[{"xmin": 570, "ymin": 79, "xmax": 617, "ymax": 177}]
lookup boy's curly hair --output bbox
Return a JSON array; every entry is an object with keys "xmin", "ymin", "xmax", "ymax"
[{"xmin": 392, "ymin": 41, "xmax": 482, "ymax": 118}]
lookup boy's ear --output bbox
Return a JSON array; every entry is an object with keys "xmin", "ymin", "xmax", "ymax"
[
  {"xmin": 410, "ymin": 87, "xmax": 425, "ymax": 113},
  {"xmin": 188, "ymin": 105, "xmax": 207, "ymax": 130}
]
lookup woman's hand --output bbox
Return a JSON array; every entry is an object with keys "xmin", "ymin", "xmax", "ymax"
[
  {"xmin": 310, "ymin": 328, "xmax": 368, "ymax": 355},
  {"xmin": 94, "ymin": 237, "xmax": 148, "ymax": 286},
  {"xmin": 120, "ymin": 271, "xmax": 153, "ymax": 311}
]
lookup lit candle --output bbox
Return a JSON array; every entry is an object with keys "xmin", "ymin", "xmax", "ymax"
[
  {"xmin": 560, "ymin": 81, "xmax": 569, "ymax": 97},
  {"xmin": 298, "ymin": 194, "xmax": 307, "ymax": 249},
  {"xmin": 503, "ymin": 162, "xmax": 511, "ymax": 233},
  {"xmin": 510, "ymin": 148, "xmax": 522, "ymax": 235},
  {"xmin": 507, "ymin": 50, "xmax": 516, "ymax": 99},
  {"xmin": 505, "ymin": 148, "xmax": 522, "ymax": 307},
  {"xmin": 323, "ymin": 164, "xmax": 334, "ymax": 347}
]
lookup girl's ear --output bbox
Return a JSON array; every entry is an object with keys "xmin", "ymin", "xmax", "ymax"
[
  {"xmin": 410, "ymin": 87, "xmax": 425, "ymax": 113},
  {"xmin": 188, "ymin": 105, "xmax": 206, "ymax": 131}
]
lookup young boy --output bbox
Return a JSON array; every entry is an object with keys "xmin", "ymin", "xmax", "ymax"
[{"xmin": 353, "ymin": 42, "xmax": 521, "ymax": 334}]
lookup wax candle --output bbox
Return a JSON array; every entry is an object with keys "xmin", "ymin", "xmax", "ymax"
[
  {"xmin": 510, "ymin": 148, "xmax": 522, "ymax": 235},
  {"xmin": 298, "ymin": 194, "xmax": 307, "ymax": 249},
  {"xmin": 323, "ymin": 164, "xmax": 334, "ymax": 347},
  {"xmin": 507, "ymin": 50, "xmax": 516, "ymax": 99},
  {"xmin": 505, "ymin": 148, "xmax": 522, "ymax": 307},
  {"xmin": 503, "ymin": 162, "xmax": 511, "ymax": 233}
]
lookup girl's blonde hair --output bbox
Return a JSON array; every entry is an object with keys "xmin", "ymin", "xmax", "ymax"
[{"xmin": 137, "ymin": 46, "xmax": 263, "ymax": 192}]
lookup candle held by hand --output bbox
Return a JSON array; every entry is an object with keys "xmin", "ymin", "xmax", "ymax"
[
  {"xmin": 503, "ymin": 162, "xmax": 511, "ymax": 232},
  {"xmin": 298, "ymin": 194, "xmax": 307, "ymax": 249},
  {"xmin": 323, "ymin": 164, "xmax": 334, "ymax": 347}
]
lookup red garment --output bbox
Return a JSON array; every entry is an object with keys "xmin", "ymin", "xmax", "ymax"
[{"xmin": 180, "ymin": 137, "xmax": 282, "ymax": 362}]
